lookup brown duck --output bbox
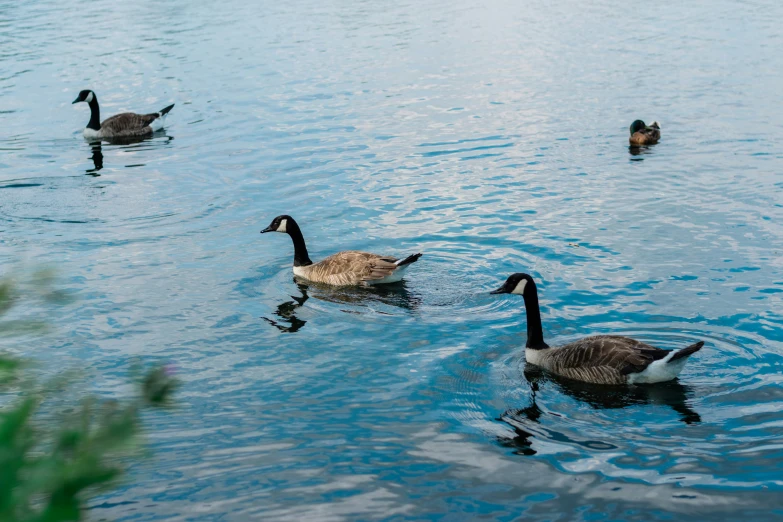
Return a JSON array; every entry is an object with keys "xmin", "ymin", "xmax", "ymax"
[{"xmin": 629, "ymin": 119, "xmax": 661, "ymax": 145}]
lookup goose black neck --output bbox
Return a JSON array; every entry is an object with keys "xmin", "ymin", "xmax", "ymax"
[
  {"xmin": 286, "ymin": 219, "xmax": 312, "ymax": 267},
  {"xmin": 87, "ymin": 96, "xmax": 101, "ymax": 130},
  {"xmin": 522, "ymin": 282, "xmax": 548, "ymax": 349}
]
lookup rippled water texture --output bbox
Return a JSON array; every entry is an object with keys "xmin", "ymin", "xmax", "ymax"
[{"xmin": 3, "ymin": 0, "xmax": 783, "ymax": 520}]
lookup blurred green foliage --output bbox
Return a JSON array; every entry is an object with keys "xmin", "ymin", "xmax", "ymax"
[{"xmin": 0, "ymin": 271, "xmax": 177, "ymax": 522}]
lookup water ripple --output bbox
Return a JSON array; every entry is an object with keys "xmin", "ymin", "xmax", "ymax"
[{"xmin": 3, "ymin": 0, "xmax": 783, "ymax": 520}]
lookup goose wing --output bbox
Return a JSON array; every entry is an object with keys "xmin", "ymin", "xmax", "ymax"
[
  {"xmin": 547, "ymin": 335, "xmax": 670, "ymax": 385},
  {"xmin": 361, "ymin": 254, "xmax": 405, "ymax": 283},
  {"xmin": 101, "ymin": 112, "xmax": 159, "ymax": 136},
  {"xmin": 305, "ymin": 251, "xmax": 399, "ymax": 286}
]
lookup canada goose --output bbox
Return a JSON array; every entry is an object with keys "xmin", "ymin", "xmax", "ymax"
[
  {"xmin": 261, "ymin": 215, "xmax": 422, "ymax": 286},
  {"xmin": 72, "ymin": 90, "xmax": 174, "ymax": 139},
  {"xmin": 629, "ymin": 120, "xmax": 661, "ymax": 145},
  {"xmin": 490, "ymin": 273, "xmax": 703, "ymax": 385}
]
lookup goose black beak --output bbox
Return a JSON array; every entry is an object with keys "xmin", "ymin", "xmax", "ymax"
[
  {"xmin": 72, "ymin": 98, "xmax": 81, "ymax": 104},
  {"xmin": 489, "ymin": 286, "xmax": 508, "ymax": 295},
  {"xmin": 260, "ymin": 226, "xmax": 275, "ymax": 234}
]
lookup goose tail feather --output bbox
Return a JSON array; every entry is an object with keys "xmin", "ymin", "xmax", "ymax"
[
  {"xmin": 669, "ymin": 341, "xmax": 704, "ymax": 362},
  {"xmin": 395, "ymin": 253, "xmax": 422, "ymax": 267},
  {"xmin": 159, "ymin": 103, "xmax": 175, "ymax": 116}
]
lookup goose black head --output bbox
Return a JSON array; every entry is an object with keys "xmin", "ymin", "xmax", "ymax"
[
  {"xmin": 490, "ymin": 273, "xmax": 534, "ymax": 295},
  {"xmin": 261, "ymin": 215, "xmax": 294, "ymax": 234},
  {"xmin": 629, "ymin": 120, "xmax": 646, "ymax": 135},
  {"xmin": 72, "ymin": 89, "xmax": 95, "ymax": 104}
]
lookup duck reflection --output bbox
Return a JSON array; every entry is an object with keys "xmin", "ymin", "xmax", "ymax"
[
  {"xmin": 498, "ymin": 366, "xmax": 701, "ymax": 455},
  {"xmin": 262, "ymin": 283, "xmax": 309, "ymax": 333},
  {"xmin": 628, "ymin": 145, "xmax": 654, "ymax": 159}
]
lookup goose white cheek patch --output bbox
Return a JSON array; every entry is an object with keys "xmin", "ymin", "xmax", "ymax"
[
  {"xmin": 85, "ymin": 92, "xmax": 94, "ymax": 103},
  {"xmin": 277, "ymin": 219, "xmax": 287, "ymax": 233},
  {"xmin": 512, "ymin": 280, "xmax": 527, "ymax": 295}
]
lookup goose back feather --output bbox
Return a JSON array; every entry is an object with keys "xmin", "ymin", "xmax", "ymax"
[
  {"xmin": 99, "ymin": 110, "xmax": 170, "ymax": 137},
  {"xmin": 294, "ymin": 251, "xmax": 419, "ymax": 286},
  {"xmin": 528, "ymin": 335, "xmax": 684, "ymax": 385}
]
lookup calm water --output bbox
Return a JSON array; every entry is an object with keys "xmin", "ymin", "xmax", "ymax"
[{"xmin": 3, "ymin": 0, "xmax": 783, "ymax": 520}]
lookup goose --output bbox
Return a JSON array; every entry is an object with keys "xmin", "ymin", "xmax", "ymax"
[
  {"xmin": 490, "ymin": 273, "xmax": 703, "ymax": 385},
  {"xmin": 72, "ymin": 90, "xmax": 174, "ymax": 139},
  {"xmin": 629, "ymin": 119, "xmax": 661, "ymax": 145},
  {"xmin": 261, "ymin": 215, "xmax": 422, "ymax": 286}
]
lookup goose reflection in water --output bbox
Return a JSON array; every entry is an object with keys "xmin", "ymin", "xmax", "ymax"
[
  {"xmin": 498, "ymin": 366, "xmax": 701, "ymax": 456},
  {"xmin": 303, "ymin": 280, "xmax": 422, "ymax": 314},
  {"xmin": 263, "ymin": 283, "xmax": 310, "ymax": 333},
  {"xmin": 84, "ymin": 134, "xmax": 173, "ymax": 175},
  {"xmin": 86, "ymin": 142, "xmax": 103, "ymax": 175},
  {"xmin": 262, "ymin": 280, "xmax": 420, "ymax": 333}
]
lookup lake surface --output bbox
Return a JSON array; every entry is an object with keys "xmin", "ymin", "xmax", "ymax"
[{"xmin": 3, "ymin": 0, "xmax": 783, "ymax": 520}]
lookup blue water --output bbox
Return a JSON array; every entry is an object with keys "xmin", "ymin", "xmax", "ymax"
[{"xmin": 2, "ymin": 0, "xmax": 783, "ymax": 519}]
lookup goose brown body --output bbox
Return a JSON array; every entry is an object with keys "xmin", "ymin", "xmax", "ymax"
[
  {"xmin": 97, "ymin": 112, "xmax": 169, "ymax": 138},
  {"xmin": 294, "ymin": 250, "xmax": 420, "ymax": 286},
  {"xmin": 526, "ymin": 335, "xmax": 702, "ymax": 385}
]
